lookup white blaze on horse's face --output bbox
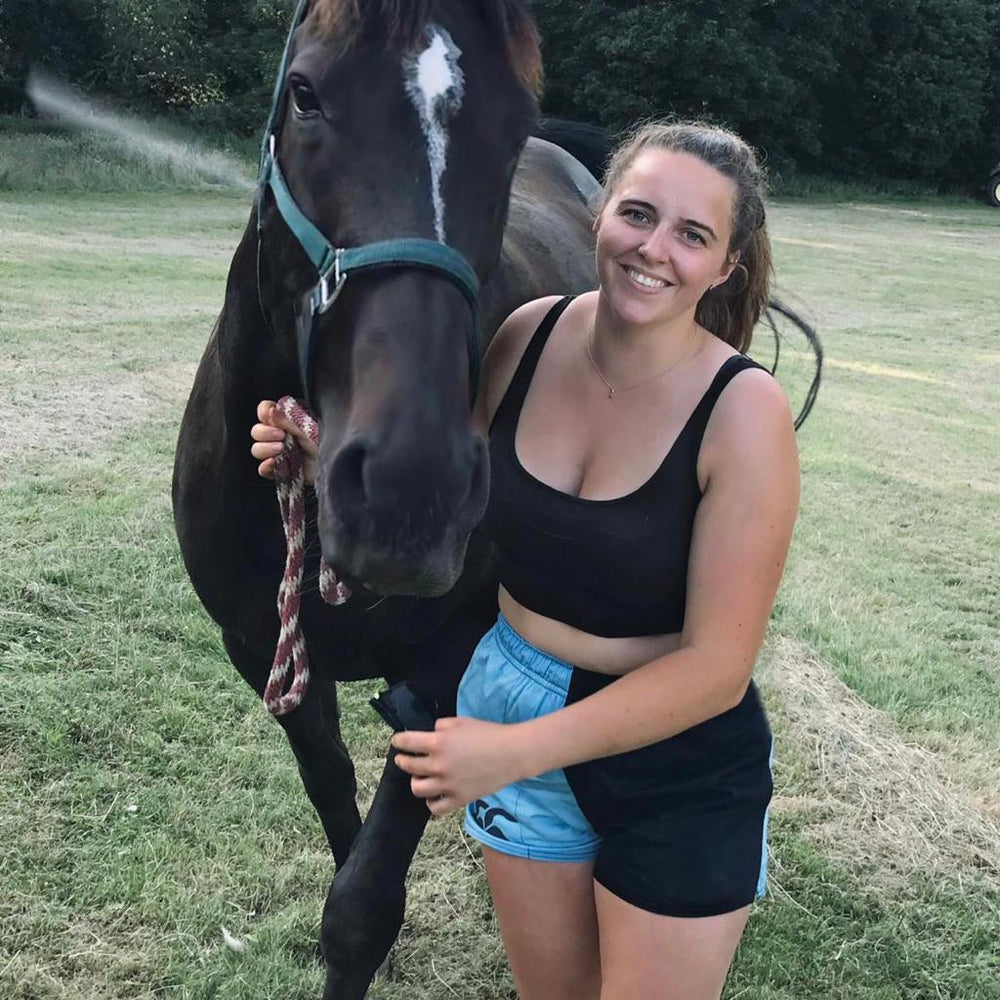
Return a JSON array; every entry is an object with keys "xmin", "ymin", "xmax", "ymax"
[{"xmin": 403, "ymin": 26, "xmax": 464, "ymax": 244}]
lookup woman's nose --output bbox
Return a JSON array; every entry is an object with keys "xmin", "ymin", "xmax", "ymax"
[{"xmin": 638, "ymin": 226, "xmax": 671, "ymax": 263}]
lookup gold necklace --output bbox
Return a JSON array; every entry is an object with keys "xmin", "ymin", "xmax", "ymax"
[{"xmin": 585, "ymin": 326, "xmax": 702, "ymax": 399}]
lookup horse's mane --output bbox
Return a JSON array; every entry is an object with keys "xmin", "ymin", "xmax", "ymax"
[{"xmin": 309, "ymin": 0, "xmax": 542, "ymax": 94}]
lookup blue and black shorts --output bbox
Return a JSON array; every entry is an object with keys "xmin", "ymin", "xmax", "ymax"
[{"xmin": 457, "ymin": 613, "xmax": 773, "ymax": 918}]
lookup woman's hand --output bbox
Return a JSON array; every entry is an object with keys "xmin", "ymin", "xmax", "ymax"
[
  {"xmin": 392, "ymin": 717, "xmax": 528, "ymax": 817},
  {"xmin": 250, "ymin": 399, "xmax": 318, "ymax": 483}
]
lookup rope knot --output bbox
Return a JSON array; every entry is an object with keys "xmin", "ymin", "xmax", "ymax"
[{"xmin": 264, "ymin": 396, "xmax": 351, "ymax": 716}]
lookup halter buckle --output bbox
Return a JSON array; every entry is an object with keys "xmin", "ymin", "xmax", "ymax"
[{"xmin": 317, "ymin": 248, "xmax": 346, "ymax": 314}]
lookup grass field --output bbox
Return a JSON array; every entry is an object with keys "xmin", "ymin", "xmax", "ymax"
[{"xmin": 2, "ymin": 171, "xmax": 998, "ymax": 998}]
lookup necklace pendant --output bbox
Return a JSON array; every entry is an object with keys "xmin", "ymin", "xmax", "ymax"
[{"xmin": 608, "ymin": 387, "xmax": 615, "ymax": 399}]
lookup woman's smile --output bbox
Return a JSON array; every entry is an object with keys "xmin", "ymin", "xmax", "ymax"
[{"xmin": 620, "ymin": 263, "xmax": 672, "ymax": 292}]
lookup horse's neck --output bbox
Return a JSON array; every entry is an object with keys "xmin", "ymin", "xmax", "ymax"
[{"xmin": 215, "ymin": 212, "xmax": 301, "ymax": 434}]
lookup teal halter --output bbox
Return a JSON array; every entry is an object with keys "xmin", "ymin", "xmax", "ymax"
[{"xmin": 256, "ymin": 0, "xmax": 482, "ymax": 405}]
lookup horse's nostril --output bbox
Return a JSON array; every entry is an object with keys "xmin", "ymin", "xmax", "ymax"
[{"xmin": 328, "ymin": 439, "xmax": 369, "ymax": 514}]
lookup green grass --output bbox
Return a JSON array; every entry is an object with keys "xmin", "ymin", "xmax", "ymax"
[{"xmin": 1, "ymin": 184, "xmax": 998, "ymax": 999}]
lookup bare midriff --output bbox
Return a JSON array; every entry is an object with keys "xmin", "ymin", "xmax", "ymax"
[{"xmin": 498, "ymin": 586, "xmax": 682, "ymax": 677}]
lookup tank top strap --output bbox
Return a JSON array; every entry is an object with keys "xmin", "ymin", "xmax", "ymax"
[
  {"xmin": 685, "ymin": 354, "xmax": 770, "ymax": 450},
  {"xmin": 490, "ymin": 295, "xmax": 575, "ymax": 433}
]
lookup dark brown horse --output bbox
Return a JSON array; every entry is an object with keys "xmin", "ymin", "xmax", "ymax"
[{"xmin": 173, "ymin": 2, "xmax": 600, "ymax": 996}]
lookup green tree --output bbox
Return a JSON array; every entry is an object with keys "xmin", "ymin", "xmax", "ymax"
[
  {"xmin": 816, "ymin": 0, "xmax": 990, "ymax": 187},
  {"xmin": 99, "ymin": 0, "xmax": 289, "ymax": 133},
  {"xmin": 0, "ymin": 0, "xmax": 108, "ymax": 112},
  {"xmin": 534, "ymin": 0, "xmax": 993, "ymax": 190}
]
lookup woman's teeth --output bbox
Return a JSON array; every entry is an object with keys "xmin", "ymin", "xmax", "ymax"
[{"xmin": 625, "ymin": 266, "xmax": 667, "ymax": 289}]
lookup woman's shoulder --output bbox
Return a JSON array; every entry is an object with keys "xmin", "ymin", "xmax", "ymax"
[
  {"xmin": 693, "ymin": 334, "xmax": 786, "ymax": 413},
  {"xmin": 699, "ymin": 347, "xmax": 797, "ymax": 482},
  {"xmin": 477, "ymin": 294, "xmax": 588, "ymax": 428}
]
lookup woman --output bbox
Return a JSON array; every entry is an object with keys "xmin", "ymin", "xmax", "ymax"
[{"xmin": 252, "ymin": 121, "xmax": 799, "ymax": 999}]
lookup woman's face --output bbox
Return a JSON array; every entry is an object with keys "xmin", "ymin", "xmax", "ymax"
[{"xmin": 595, "ymin": 148, "xmax": 738, "ymax": 328}]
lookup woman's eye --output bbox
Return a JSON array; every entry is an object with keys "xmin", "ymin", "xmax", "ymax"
[
  {"xmin": 290, "ymin": 81, "xmax": 321, "ymax": 118},
  {"xmin": 621, "ymin": 207, "xmax": 649, "ymax": 224},
  {"xmin": 682, "ymin": 229, "xmax": 706, "ymax": 245}
]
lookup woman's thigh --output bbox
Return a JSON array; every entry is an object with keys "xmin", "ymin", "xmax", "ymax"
[
  {"xmin": 595, "ymin": 881, "xmax": 750, "ymax": 1000},
  {"xmin": 482, "ymin": 846, "xmax": 601, "ymax": 1000}
]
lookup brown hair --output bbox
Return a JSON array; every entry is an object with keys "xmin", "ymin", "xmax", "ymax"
[{"xmin": 600, "ymin": 120, "xmax": 771, "ymax": 353}]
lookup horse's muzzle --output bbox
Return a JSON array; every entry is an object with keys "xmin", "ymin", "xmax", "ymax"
[{"xmin": 316, "ymin": 431, "xmax": 489, "ymax": 596}]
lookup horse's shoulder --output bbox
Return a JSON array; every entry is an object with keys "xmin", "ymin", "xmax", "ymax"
[{"xmin": 476, "ymin": 296, "xmax": 563, "ymax": 430}]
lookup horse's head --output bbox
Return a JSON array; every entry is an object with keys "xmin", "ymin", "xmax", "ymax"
[{"xmin": 259, "ymin": 0, "xmax": 540, "ymax": 597}]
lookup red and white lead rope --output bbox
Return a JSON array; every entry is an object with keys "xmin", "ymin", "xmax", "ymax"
[{"xmin": 264, "ymin": 396, "xmax": 352, "ymax": 716}]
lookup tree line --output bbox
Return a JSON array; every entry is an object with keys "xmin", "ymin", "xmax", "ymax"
[{"xmin": 2, "ymin": 0, "xmax": 997, "ymax": 192}]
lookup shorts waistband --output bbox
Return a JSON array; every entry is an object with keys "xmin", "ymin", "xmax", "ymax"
[{"xmin": 492, "ymin": 612, "xmax": 576, "ymax": 694}]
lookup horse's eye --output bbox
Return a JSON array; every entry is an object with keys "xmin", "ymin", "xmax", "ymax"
[{"xmin": 290, "ymin": 80, "xmax": 321, "ymax": 119}]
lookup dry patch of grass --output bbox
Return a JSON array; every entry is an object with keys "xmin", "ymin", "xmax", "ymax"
[
  {"xmin": 0, "ymin": 359, "xmax": 197, "ymax": 474},
  {"xmin": 760, "ymin": 637, "xmax": 1000, "ymax": 897},
  {"xmin": 0, "ymin": 913, "xmax": 169, "ymax": 1000}
]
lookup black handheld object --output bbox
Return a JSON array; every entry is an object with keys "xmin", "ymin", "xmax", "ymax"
[{"xmin": 370, "ymin": 682, "xmax": 439, "ymax": 733}]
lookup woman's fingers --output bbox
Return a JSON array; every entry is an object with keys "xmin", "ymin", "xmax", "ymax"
[
  {"xmin": 409, "ymin": 775, "xmax": 442, "ymax": 798},
  {"xmin": 392, "ymin": 731, "xmax": 435, "ymax": 755},
  {"xmin": 250, "ymin": 434, "xmax": 285, "ymax": 480},
  {"xmin": 408, "ymin": 777, "xmax": 461, "ymax": 816},
  {"xmin": 251, "ymin": 422, "xmax": 286, "ymax": 444},
  {"xmin": 393, "ymin": 750, "xmax": 435, "ymax": 777},
  {"xmin": 393, "ymin": 734, "xmax": 461, "ymax": 814},
  {"xmin": 252, "ymin": 400, "xmax": 319, "ymax": 484},
  {"xmin": 251, "ymin": 440, "xmax": 285, "ymax": 460}
]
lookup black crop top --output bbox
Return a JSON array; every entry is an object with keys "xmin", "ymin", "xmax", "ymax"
[{"xmin": 482, "ymin": 296, "xmax": 768, "ymax": 638}]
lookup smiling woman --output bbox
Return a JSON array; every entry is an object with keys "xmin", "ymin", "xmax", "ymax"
[{"xmin": 397, "ymin": 122, "xmax": 798, "ymax": 1000}]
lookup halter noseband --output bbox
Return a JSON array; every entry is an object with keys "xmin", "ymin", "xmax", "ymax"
[{"xmin": 256, "ymin": 0, "xmax": 482, "ymax": 406}]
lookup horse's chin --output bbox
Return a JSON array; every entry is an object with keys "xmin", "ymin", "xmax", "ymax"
[{"xmin": 330, "ymin": 538, "xmax": 469, "ymax": 599}]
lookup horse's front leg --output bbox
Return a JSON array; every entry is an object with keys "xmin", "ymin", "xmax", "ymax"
[
  {"xmin": 222, "ymin": 630, "xmax": 362, "ymax": 867},
  {"xmin": 320, "ymin": 749, "xmax": 430, "ymax": 1000},
  {"xmin": 319, "ymin": 606, "xmax": 493, "ymax": 999}
]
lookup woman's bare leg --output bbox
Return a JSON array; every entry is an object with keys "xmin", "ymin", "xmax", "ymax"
[
  {"xmin": 595, "ymin": 881, "xmax": 751, "ymax": 1000},
  {"xmin": 482, "ymin": 846, "xmax": 601, "ymax": 1000}
]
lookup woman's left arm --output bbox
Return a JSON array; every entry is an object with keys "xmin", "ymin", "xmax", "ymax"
[{"xmin": 393, "ymin": 370, "xmax": 800, "ymax": 814}]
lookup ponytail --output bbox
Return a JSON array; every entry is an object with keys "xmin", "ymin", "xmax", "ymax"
[{"xmin": 696, "ymin": 223, "xmax": 772, "ymax": 353}]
